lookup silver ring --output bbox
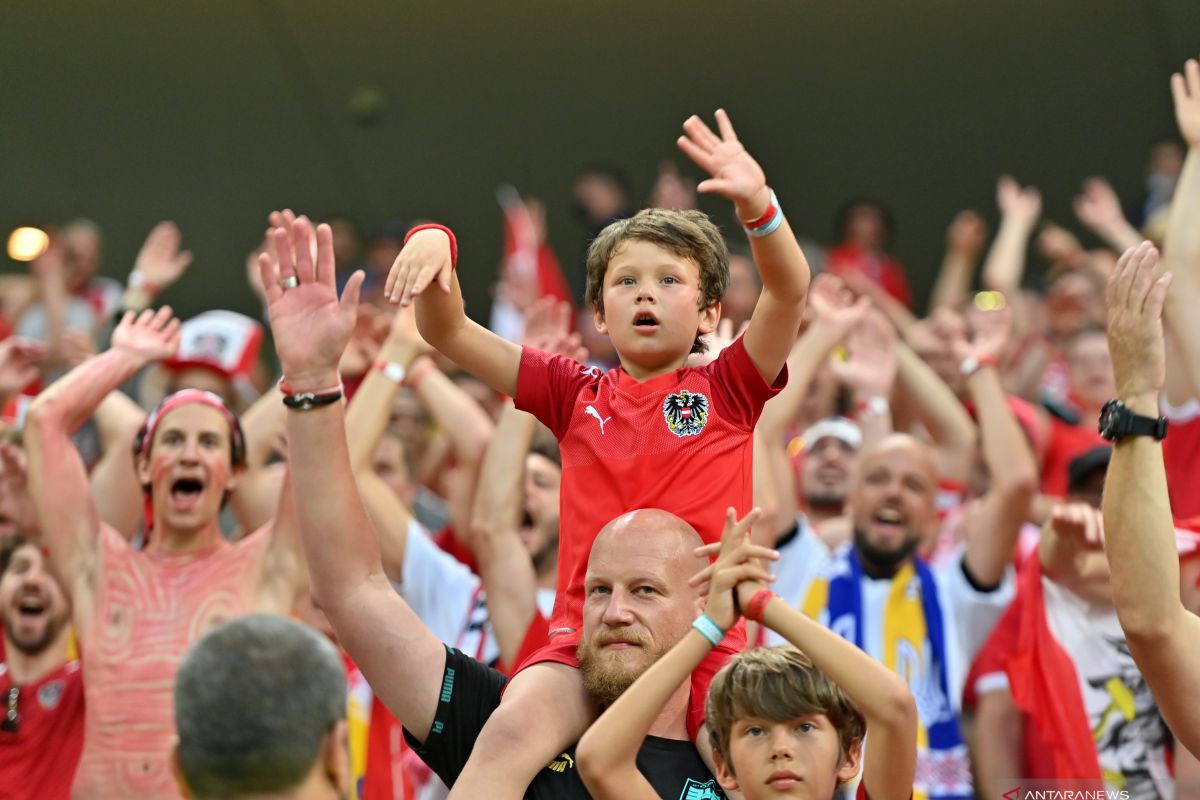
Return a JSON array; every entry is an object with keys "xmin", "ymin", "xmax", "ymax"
[{"xmin": 278, "ymin": 275, "xmax": 300, "ymax": 290}]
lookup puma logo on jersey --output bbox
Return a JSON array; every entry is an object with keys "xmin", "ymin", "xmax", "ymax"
[
  {"xmin": 579, "ymin": 365, "xmax": 601, "ymax": 378},
  {"xmin": 585, "ymin": 404, "xmax": 611, "ymax": 434},
  {"xmin": 546, "ymin": 752, "xmax": 575, "ymax": 773}
]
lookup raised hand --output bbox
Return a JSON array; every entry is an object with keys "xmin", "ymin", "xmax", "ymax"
[
  {"xmin": 828, "ymin": 307, "xmax": 898, "ymax": 399},
  {"xmin": 522, "ymin": 297, "xmax": 588, "ymax": 361},
  {"xmin": 0, "ymin": 338, "xmax": 45, "ymax": 396},
  {"xmin": 0, "ymin": 442, "xmax": 36, "ymax": 534},
  {"xmin": 996, "ymin": 175, "xmax": 1042, "ymax": 225},
  {"xmin": 385, "ymin": 229, "xmax": 453, "ymax": 308},
  {"xmin": 132, "ymin": 222, "xmax": 193, "ymax": 293},
  {"xmin": 1172, "ymin": 57, "xmax": 1200, "ymax": 147},
  {"xmin": 111, "ymin": 306, "xmax": 181, "ymax": 367},
  {"xmin": 952, "ymin": 302, "xmax": 1012, "ymax": 365},
  {"xmin": 946, "ymin": 210, "xmax": 988, "ymax": 259},
  {"xmin": 808, "ymin": 273, "xmax": 872, "ymax": 339},
  {"xmin": 256, "ymin": 212, "xmax": 364, "ymax": 390},
  {"xmin": 1074, "ymin": 178, "xmax": 1129, "ymax": 233},
  {"xmin": 697, "ymin": 507, "xmax": 776, "ymax": 632},
  {"xmin": 676, "ymin": 109, "xmax": 770, "ymax": 218},
  {"xmin": 1047, "ymin": 502, "xmax": 1106, "ymax": 551},
  {"xmin": 1106, "ymin": 242, "xmax": 1172, "ymax": 404}
]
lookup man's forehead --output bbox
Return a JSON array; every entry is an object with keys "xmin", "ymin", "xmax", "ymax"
[
  {"xmin": 860, "ymin": 436, "xmax": 935, "ymax": 478},
  {"xmin": 155, "ymin": 403, "xmax": 230, "ymax": 434}
]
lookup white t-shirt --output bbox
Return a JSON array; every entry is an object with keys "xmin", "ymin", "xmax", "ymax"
[{"xmin": 396, "ymin": 522, "xmax": 500, "ymax": 665}]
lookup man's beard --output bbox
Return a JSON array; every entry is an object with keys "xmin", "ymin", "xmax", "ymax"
[
  {"xmin": 3, "ymin": 613, "xmax": 65, "ymax": 657},
  {"xmin": 577, "ymin": 628, "xmax": 663, "ymax": 707},
  {"xmin": 804, "ymin": 489, "xmax": 846, "ymax": 514},
  {"xmin": 853, "ymin": 526, "xmax": 919, "ymax": 578}
]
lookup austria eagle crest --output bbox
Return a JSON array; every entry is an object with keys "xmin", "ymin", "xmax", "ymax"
[{"xmin": 662, "ymin": 390, "xmax": 709, "ymax": 438}]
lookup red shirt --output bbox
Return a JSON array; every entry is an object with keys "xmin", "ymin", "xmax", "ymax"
[
  {"xmin": 515, "ymin": 338, "xmax": 785, "ymax": 633},
  {"xmin": 825, "ymin": 244, "xmax": 914, "ymax": 309},
  {"xmin": 1164, "ymin": 415, "xmax": 1200, "ymax": 518},
  {"xmin": 0, "ymin": 659, "xmax": 85, "ymax": 800},
  {"xmin": 1040, "ymin": 416, "xmax": 1106, "ymax": 497}
]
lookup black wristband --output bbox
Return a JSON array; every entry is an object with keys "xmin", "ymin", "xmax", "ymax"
[{"xmin": 281, "ymin": 389, "xmax": 343, "ymax": 411}]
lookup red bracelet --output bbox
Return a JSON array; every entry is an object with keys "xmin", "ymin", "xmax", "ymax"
[
  {"xmin": 404, "ymin": 224, "xmax": 458, "ymax": 270},
  {"xmin": 278, "ymin": 378, "xmax": 342, "ymax": 396},
  {"xmin": 406, "ymin": 357, "xmax": 437, "ymax": 391},
  {"xmin": 741, "ymin": 194, "xmax": 778, "ymax": 229},
  {"xmin": 744, "ymin": 588, "xmax": 774, "ymax": 624}
]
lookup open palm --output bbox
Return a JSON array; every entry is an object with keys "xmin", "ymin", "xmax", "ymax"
[
  {"xmin": 257, "ymin": 214, "xmax": 364, "ymax": 389},
  {"xmin": 111, "ymin": 307, "xmax": 181, "ymax": 366},
  {"xmin": 677, "ymin": 109, "xmax": 768, "ymax": 211},
  {"xmin": 1173, "ymin": 58, "xmax": 1200, "ymax": 146}
]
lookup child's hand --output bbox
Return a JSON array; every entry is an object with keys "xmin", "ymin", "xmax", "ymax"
[
  {"xmin": 386, "ymin": 229, "xmax": 454, "ymax": 307},
  {"xmin": 676, "ymin": 109, "xmax": 770, "ymax": 220},
  {"xmin": 700, "ymin": 508, "xmax": 776, "ymax": 632}
]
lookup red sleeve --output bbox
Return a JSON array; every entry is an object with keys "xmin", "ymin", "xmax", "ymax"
[
  {"xmin": 701, "ymin": 336, "xmax": 787, "ymax": 430},
  {"xmin": 514, "ymin": 346, "xmax": 597, "ymax": 439},
  {"xmin": 496, "ymin": 609, "xmax": 551, "ymax": 677},
  {"xmin": 433, "ymin": 525, "xmax": 478, "ymax": 574}
]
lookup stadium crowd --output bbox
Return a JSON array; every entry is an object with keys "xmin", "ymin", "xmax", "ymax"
[{"xmin": 1, "ymin": 55, "xmax": 1200, "ymax": 800}]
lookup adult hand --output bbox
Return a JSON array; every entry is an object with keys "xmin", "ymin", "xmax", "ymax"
[
  {"xmin": 698, "ymin": 508, "xmax": 775, "ymax": 632},
  {"xmin": 953, "ymin": 304, "xmax": 1012, "ymax": 365},
  {"xmin": 676, "ymin": 109, "xmax": 770, "ymax": 219},
  {"xmin": 257, "ymin": 213, "xmax": 364, "ymax": 391},
  {"xmin": 1073, "ymin": 178, "xmax": 1129, "ymax": 234},
  {"xmin": 828, "ymin": 307, "xmax": 898, "ymax": 399},
  {"xmin": 111, "ymin": 307, "xmax": 181, "ymax": 368},
  {"xmin": 132, "ymin": 222, "xmax": 193, "ymax": 293},
  {"xmin": 1172, "ymin": 57, "xmax": 1200, "ymax": 147},
  {"xmin": 522, "ymin": 297, "xmax": 588, "ymax": 361},
  {"xmin": 0, "ymin": 338, "xmax": 44, "ymax": 396},
  {"xmin": 996, "ymin": 175, "xmax": 1042, "ymax": 226},
  {"xmin": 1105, "ymin": 242, "xmax": 1171, "ymax": 407},
  {"xmin": 386, "ymin": 229, "xmax": 453, "ymax": 308},
  {"xmin": 0, "ymin": 442, "xmax": 36, "ymax": 534},
  {"xmin": 808, "ymin": 273, "xmax": 871, "ymax": 340},
  {"xmin": 1046, "ymin": 502, "xmax": 1105, "ymax": 551},
  {"xmin": 946, "ymin": 210, "xmax": 988, "ymax": 259}
]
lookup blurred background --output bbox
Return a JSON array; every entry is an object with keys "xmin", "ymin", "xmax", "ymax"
[{"xmin": 2, "ymin": 0, "xmax": 1198, "ymax": 317}]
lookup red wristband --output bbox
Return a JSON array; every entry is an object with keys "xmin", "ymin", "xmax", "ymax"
[
  {"xmin": 278, "ymin": 378, "xmax": 342, "ymax": 397},
  {"xmin": 406, "ymin": 357, "xmax": 437, "ymax": 391},
  {"xmin": 744, "ymin": 588, "xmax": 774, "ymax": 624},
  {"xmin": 404, "ymin": 224, "xmax": 458, "ymax": 270},
  {"xmin": 741, "ymin": 196, "xmax": 778, "ymax": 229}
]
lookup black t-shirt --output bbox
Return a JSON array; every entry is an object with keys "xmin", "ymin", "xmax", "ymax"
[{"xmin": 405, "ymin": 646, "xmax": 726, "ymax": 800}]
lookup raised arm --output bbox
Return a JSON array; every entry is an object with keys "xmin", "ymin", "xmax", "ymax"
[
  {"xmin": 981, "ymin": 176, "xmax": 1041, "ymax": 296},
  {"xmin": 951, "ymin": 314, "xmax": 1038, "ymax": 587},
  {"xmin": 385, "ymin": 228, "xmax": 521, "ymax": 397},
  {"xmin": 25, "ymin": 308, "xmax": 179, "ymax": 596},
  {"xmin": 929, "ymin": 210, "xmax": 988, "ymax": 311},
  {"xmin": 677, "ymin": 110, "xmax": 810, "ymax": 384},
  {"xmin": 259, "ymin": 212, "xmax": 446, "ymax": 741},
  {"xmin": 827, "ymin": 307, "xmax": 897, "ymax": 450},
  {"xmin": 1163, "ymin": 58, "xmax": 1200, "ymax": 404},
  {"xmin": 1073, "ymin": 178, "xmax": 1143, "ymax": 254},
  {"xmin": 90, "ymin": 388, "xmax": 149, "ymax": 539},
  {"xmin": 226, "ymin": 383, "xmax": 287, "ymax": 536},
  {"xmin": 894, "ymin": 337, "xmax": 977, "ymax": 486},
  {"xmin": 1101, "ymin": 240, "xmax": 1200, "ymax": 753},
  {"xmin": 576, "ymin": 510, "xmax": 776, "ymax": 800}
]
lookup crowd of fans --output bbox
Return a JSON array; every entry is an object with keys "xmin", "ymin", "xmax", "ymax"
[{"xmin": 1, "ymin": 57, "xmax": 1199, "ymax": 800}]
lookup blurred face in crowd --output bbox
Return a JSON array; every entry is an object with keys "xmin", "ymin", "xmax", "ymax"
[
  {"xmin": 137, "ymin": 404, "xmax": 239, "ymax": 536},
  {"xmin": 574, "ymin": 172, "xmax": 628, "ymax": 225},
  {"xmin": 907, "ymin": 324, "xmax": 962, "ymax": 396},
  {"xmin": 803, "ymin": 437, "xmax": 859, "ymax": 514},
  {"xmin": 327, "ymin": 218, "xmax": 363, "ymax": 267},
  {"xmin": 1066, "ymin": 330, "xmax": 1116, "ymax": 413},
  {"xmin": 522, "ymin": 453, "xmax": 560, "ymax": 565},
  {"xmin": 1148, "ymin": 140, "xmax": 1185, "ymax": 182},
  {"xmin": 1046, "ymin": 271, "xmax": 1106, "ymax": 340},
  {"xmin": 1, "ymin": 542, "xmax": 70, "ymax": 656},
  {"xmin": 60, "ymin": 220, "xmax": 102, "ymax": 293},
  {"xmin": 848, "ymin": 435, "xmax": 937, "ymax": 576},
  {"xmin": 842, "ymin": 203, "xmax": 888, "ymax": 251},
  {"xmin": 389, "ymin": 390, "xmax": 429, "ymax": 473},
  {"xmin": 577, "ymin": 510, "xmax": 704, "ymax": 706},
  {"xmin": 721, "ymin": 253, "xmax": 761, "ymax": 330},
  {"xmin": 454, "ymin": 373, "xmax": 504, "ymax": 422},
  {"xmin": 373, "ymin": 433, "xmax": 414, "ymax": 507}
]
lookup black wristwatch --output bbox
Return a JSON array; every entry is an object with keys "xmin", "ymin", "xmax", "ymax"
[{"xmin": 1097, "ymin": 398, "xmax": 1168, "ymax": 442}]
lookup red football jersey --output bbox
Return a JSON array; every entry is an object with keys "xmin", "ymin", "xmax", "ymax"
[
  {"xmin": 515, "ymin": 337, "xmax": 785, "ymax": 634},
  {"xmin": 0, "ymin": 659, "xmax": 85, "ymax": 800},
  {"xmin": 1164, "ymin": 415, "xmax": 1200, "ymax": 519}
]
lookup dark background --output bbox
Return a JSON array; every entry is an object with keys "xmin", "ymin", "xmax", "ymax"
[{"xmin": 2, "ymin": 1, "xmax": 1197, "ymax": 318}]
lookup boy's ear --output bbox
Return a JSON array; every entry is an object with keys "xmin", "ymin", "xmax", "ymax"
[
  {"xmin": 592, "ymin": 306, "xmax": 608, "ymax": 336},
  {"xmin": 697, "ymin": 301, "xmax": 721, "ymax": 336},
  {"xmin": 835, "ymin": 737, "xmax": 863, "ymax": 785},
  {"xmin": 712, "ymin": 746, "xmax": 740, "ymax": 794}
]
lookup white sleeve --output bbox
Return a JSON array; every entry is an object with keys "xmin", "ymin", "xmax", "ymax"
[
  {"xmin": 935, "ymin": 546, "xmax": 1015, "ymax": 711},
  {"xmin": 394, "ymin": 521, "xmax": 482, "ymax": 646},
  {"xmin": 765, "ymin": 520, "xmax": 835, "ymax": 647}
]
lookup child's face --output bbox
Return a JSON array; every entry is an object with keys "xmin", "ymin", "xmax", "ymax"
[
  {"xmin": 593, "ymin": 240, "xmax": 719, "ymax": 374},
  {"xmin": 715, "ymin": 714, "xmax": 860, "ymax": 800}
]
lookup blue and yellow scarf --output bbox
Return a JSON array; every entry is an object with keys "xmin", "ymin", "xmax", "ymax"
[{"xmin": 803, "ymin": 549, "xmax": 971, "ymax": 800}]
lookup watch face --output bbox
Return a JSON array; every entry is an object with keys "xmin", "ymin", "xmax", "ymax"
[{"xmin": 1098, "ymin": 399, "xmax": 1122, "ymax": 441}]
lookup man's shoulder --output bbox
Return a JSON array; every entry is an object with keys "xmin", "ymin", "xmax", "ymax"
[{"xmin": 523, "ymin": 736, "xmax": 725, "ymax": 800}]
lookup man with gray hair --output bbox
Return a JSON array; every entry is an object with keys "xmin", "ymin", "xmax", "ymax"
[{"xmin": 172, "ymin": 614, "xmax": 351, "ymax": 800}]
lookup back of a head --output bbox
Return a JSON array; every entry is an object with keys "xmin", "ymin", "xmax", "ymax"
[
  {"xmin": 706, "ymin": 646, "xmax": 864, "ymax": 769},
  {"xmin": 174, "ymin": 614, "xmax": 346, "ymax": 799}
]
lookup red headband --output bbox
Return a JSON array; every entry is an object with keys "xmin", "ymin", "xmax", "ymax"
[{"xmin": 139, "ymin": 389, "xmax": 243, "ymax": 459}]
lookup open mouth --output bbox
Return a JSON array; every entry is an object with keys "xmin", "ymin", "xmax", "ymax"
[
  {"xmin": 15, "ymin": 595, "xmax": 46, "ymax": 620},
  {"xmin": 633, "ymin": 311, "xmax": 659, "ymax": 330},
  {"xmin": 872, "ymin": 506, "xmax": 906, "ymax": 531},
  {"xmin": 170, "ymin": 477, "xmax": 206, "ymax": 509}
]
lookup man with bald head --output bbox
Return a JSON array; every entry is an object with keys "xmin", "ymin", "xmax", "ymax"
[{"xmin": 770, "ymin": 432, "xmax": 1033, "ymax": 800}]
